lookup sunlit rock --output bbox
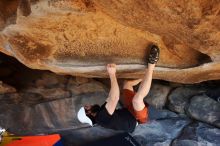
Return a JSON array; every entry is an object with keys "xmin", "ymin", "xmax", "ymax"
[{"xmin": 0, "ymin": 0, "xmax": 219, "ymax": 83}]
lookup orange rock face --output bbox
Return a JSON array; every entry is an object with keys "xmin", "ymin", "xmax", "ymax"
[{"xmin": 0, "ymin": 0, "xmax": 219, "ymax": 83}]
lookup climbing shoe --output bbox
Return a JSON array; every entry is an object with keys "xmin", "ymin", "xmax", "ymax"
[{"xmin": 148, "ymin": 45, "xmax": 160, "ymax": 64}]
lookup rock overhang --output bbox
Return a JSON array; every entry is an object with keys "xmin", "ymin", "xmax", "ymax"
[{"xmin": 0, "ymin": 0, "xmax": 219, "ymax": 83}]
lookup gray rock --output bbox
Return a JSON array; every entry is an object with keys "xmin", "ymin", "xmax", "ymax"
[
  {"xmin": 145, "ymin": 83, "xmax": 171, "ymax": 109},
  {"xmin": 0, "ymin": 93, "xmax": 22, "ymax": 105},
  {"xmin": 205, "ymin": 87, "xmax": 220, "ymax": 102},
  {"xmin": 67, "ymin": 77, "xmax": 108, "ymax": 96},
  {"xmin": 0, "ymin": 74, "xmax": 113, "ymax": 135},
  {"xmin": 132, "ymin": 117, "xmax": 191, "ymax": 146},
  {"xmin": 1, "ymin": 91, "xmax": 108, "ymax": 135},
  {"xmin": 186, "ymin": 95, "xmax": 220, "ymax": 128},
  {"xmin": 172, "ymin": 140, "xmax": 198, "ymax": 146},
  {"xmin": 148, "ymin": 106, "xmax": 179, "ymax": 120},
  {"xmin": 0, "ymin": 105, "xmax": 25, "ymax": 134},
  {"xmin": 2, "ymin": 100, "xmax": 182, "ymax": 136},
  {"xmin": 172, "ymin": 122, "xmax": 220, "ymax": 146},
  {"xmin": 21, "ymin": 87, "xmax": 71, "ymax": 100},
  {"xmin": 168, "ymin": 87, "xmax": 205, "ymax": 113},
  {"xmin": 35, "ymin": 72, "xmax": 68, "ymax": 88}
]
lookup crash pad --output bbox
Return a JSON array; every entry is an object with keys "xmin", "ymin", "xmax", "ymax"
[{"xmin": 5, "ymin": 134, "xmax": 61, "ymax": 146}]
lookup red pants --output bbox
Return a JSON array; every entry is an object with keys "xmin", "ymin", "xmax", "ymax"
[{"xmin": 122, "ymin": 89, "xmax": 148, "ymax": 123}]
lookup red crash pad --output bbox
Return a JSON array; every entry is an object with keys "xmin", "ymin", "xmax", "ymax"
[{"xmin": 6, "ymin": 134, "xmax": 60, "ymax": 146}]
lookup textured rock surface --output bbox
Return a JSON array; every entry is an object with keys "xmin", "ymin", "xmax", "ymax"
[
  {"xmin": 172, "ymin": 122, "xmax": 220, "ymax": 146},
  {"xmin": 0, "ymin": 0, "xmax": 220, "ymax": 83},
  {"xmin": 132, "ymin": 117, "xmax": 191, "ymax": 146},
  {"xmin": 0, "ymin": 76, "xmax": 108, "ymax": 135},
  {"xmin": 145, "ymin": 83, "xmax": 171, "ymax": 109},
  {"xmin": 167, "ymin": 86, "xmax": 205, "ymax": 113},
  {"xmin": 148, "ymin": 106, "xmax": 179, "ymax": 120},
  {"xmin": 186, "ymin": 95, "xmax": 220, "ymax": 128}
]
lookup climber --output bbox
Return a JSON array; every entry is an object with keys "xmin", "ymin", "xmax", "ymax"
[{"xmin": 77, "ymin": 45, "xmax": 160, "ymax": 133}]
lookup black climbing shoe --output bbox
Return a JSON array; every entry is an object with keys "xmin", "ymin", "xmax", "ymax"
[{"xmin": 148, "ymin": 45, "xmax": 160, "ymax": 64}]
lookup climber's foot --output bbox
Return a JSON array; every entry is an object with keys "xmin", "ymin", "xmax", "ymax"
[{"xmin": 148, "ymin": 45, "xmax": 160, "ymax": 64}]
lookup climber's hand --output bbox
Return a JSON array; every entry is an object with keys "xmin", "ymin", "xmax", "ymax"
[{"xmin": 107, "ymin": 64, "xmax": 116, "ymax": 75}]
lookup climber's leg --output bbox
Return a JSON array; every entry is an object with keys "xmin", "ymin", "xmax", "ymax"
[{"xmin": 131, "ymin": 45, "xmax": 160, "ymax": 123}]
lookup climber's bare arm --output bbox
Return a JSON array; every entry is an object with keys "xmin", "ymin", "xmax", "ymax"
[{"xmin": 105, "ymin": 64, "xmax": 120, "ymax": 115}]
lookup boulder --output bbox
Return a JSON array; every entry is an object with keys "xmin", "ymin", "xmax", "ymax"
[
  {"xmin": 132, "ymin": 117, "xmax": 191, "ymax": 146},
  {"xmin": 22, "ymin": 87, "xmax": 71, "ymax": 101},
  {"xmin": 34, "ymin": 72, "xmax": 68, "ymax": 89},
  {"xmin": 0, "ymin": 93, "xmax": 21, "ymax": 104},
  {"xmin": 0, "ymin": 0, "xmax": 219, "ymax": 83},
  {"xmin": 18, "ymin": 72, "xmax": 71, "ymax": 103},
  {"xmin": 0, "ymin": 78, "xmax": 109, "ymax": 135},
  {"xmin": 172, "ymin": 122, "xmax": 220, "ymax": 146},
  {"xmin": 148, "ymin": 106, "xmax": 179, "ymax": 120},
  {"xmin": 145, "ymin": 83, "xmax": 171, "ymax": 109},
  {"xmin": 186, "ymin": 95, "xmax": 220, "ymax": 128},
  {"xmin": 168, "ymin": 86, "xmax": 205, "ymax": 113},
  {"xmin": 67, "ymin": 77, "xmax": 108, "ymax": 96},
  {"xmin": 205, "ymin": 86, "xmax": 220, "ymax": 102}
]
